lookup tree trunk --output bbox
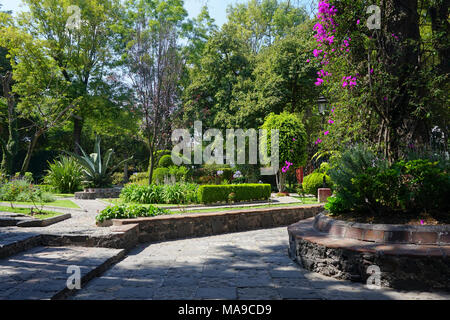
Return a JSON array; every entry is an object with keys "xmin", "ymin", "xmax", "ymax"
[
  {"xmin": 382, "ymin": 0, "xmax": 421, "ymax": 161},
  {"xmin": 276, "ymin": 171, "xmax": 286, "ymax": 193},
  {"xmin": 123, "ymin": 154, "xmax": 129, "ymax": 184},
  {"xmin": 73, "ymin": 115, "xmax": 83, "ymax": 154},
  {"xmin": 1, "ymin": 71, "xmax": 18, "ymax": 175},
  {"xmin": 21, "ymin": 129, "xmax": 44, "ymax": 175}
]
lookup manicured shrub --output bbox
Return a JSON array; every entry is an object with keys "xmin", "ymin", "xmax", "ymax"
[
  {"xmin": 302, "ymin": 172, "xmax": 333, "ymax": 196},
  {"xmin": 158, "ymin": 155, "xmax": 174, "ymax": 168},
  {"xmin": 95, "ymin": 204, "xmax": 171, "ymax": 223},
  {"xmin": 197, "ymin": 184, "xmax": 271, "ymax": 204},
  {"xmin": 44, "ymin": 156, "xmax": 83, "ymax": 193}
]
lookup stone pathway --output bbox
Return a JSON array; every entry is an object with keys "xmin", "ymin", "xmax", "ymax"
[
  {"xmin": 0, "ymin": 246, "xmax": 125, "ymax": 300},
  {"xmin": 0, "ymin": 199, "xmax": 112, "ymax": 239},
  {"xmin": 71, "ymin": 227, "xmax": 450, "ymax": 300}
]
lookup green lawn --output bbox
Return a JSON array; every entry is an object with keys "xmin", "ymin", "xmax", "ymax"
[
  {"xmin": 291, "ymin": 196, "xmax": 319, "ymax": 205},
  {"xmin": 53, "ymin": 193, "xmax": 76, "ymax": 198},
  {"xmin": 0, "ymin": 199, "xmax": 80, "ymax": 209},
  {"xmin": 0, "ymin": 206, "xmax": 64, "ymax": 219}
]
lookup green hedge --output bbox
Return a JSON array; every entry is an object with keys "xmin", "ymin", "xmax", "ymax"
[
  {"xmin": 158, "ymin": 155, "xmax": 174, "ymax": 168},
  {"xmin": 198, "ymin": 184, "xmax": 271, "ymax": 204},
  {"xmin": 302, "ymin": 172, "xmax": 333, "ymax": 196}
]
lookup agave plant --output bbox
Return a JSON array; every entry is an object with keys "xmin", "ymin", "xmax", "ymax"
[{"xmin": 66, "ymin": 136, "xmax": 132, "ymax": 188}]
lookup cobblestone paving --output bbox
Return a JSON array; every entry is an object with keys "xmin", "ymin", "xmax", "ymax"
[
  {"xmin": 0, "ymin": 246, "xmax": 124, "ymax": 300},
  {"xmin": 71, "ymin": 227, "xmax": 450, "ymax": 300}
]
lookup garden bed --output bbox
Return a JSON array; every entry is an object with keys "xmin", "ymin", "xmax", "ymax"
[{"xmin": 0, "ymin": 209, "xmax": 70, "ymax": 227}]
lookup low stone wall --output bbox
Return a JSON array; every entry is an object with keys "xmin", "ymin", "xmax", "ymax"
[
  {"xmin": 42, "ymin": 224, "xmax": 139, "ymax": 251},
  {"xmin": 113, "ymin": 204, "xmax": 324, "ymax": 243},
  {"xmin": 288, "ymin": 214, "xmax": 450, "ymax": 291},
  {"xmin": 75, "ymin": 188, "xmax": 121, "ymax": 200}
]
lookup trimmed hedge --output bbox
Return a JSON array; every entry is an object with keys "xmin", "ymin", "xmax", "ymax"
[
  {"xmin": 158, "ymin": 155, "xmax": 174, "ymax": 168},
  {"xmin": 302, "ymin": 172, "xmax": 333, "ymax": 196},
  {"xmin": 198, "ymin": 184, "xmax": 271, "ymax": 204}
]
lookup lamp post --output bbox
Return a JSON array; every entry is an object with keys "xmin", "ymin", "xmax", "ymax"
[
  {"xmin": 318, "ymin": 95, "xmax": 328, "ymax": 115},
  {"xmin": 318, "ymin": 95, "xmax": 328, "ymax": 131}
]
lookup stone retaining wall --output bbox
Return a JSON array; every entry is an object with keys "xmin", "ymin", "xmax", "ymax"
[
  {"xmin": 288, "ymin": 214, "xmax": 450, "ymax": 291},
  {"xmin": 75, "ymin": 188, "xmax": 121, "ymax": 200},
  {"xmin": 113, "ymin": 205, "xmax": 324, "ymax": 243}
]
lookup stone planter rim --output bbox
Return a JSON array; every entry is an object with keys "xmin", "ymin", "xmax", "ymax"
[{"xmin": 314, "ymin": 212, "xmax": 450, "ymax": 244}]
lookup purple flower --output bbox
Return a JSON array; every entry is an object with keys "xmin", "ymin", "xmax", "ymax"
[{"xmin": 356, "ymin": 19, "xmax": 360, "ymax": 25}]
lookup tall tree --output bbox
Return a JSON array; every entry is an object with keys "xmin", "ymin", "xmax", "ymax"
[
  {"xmin": 124, "ymin": 0, "xmax": 186, "ymax": 183},
  {"xmin": 0, "ymin": 11, "xmax": 19, "ymax": 175},
  {"xmin": 18, "ymin": 0, "xmax": 123, "ymax": 154},
  {"xmin": 0, "ymin": 24, "xmax": 78, "ymax": 173}
]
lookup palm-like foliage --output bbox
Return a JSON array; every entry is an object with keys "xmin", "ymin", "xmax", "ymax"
[
  {"xmin": 44, "ymin": 156, "xmax": 83, "ymax": 193},
  {"xmin": 66, "ymin": 136, "xmax": 132, "ymax": 188}
]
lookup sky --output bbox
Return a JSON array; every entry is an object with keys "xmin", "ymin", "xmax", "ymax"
[{"xmin": 0, "ymin": 0, "xmax": 247, "ymax": 27}]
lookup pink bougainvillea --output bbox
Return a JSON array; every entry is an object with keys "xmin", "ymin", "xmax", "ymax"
[{"xmin": 310, "ymin": 0, "xmax": 359, "ymax": 145}]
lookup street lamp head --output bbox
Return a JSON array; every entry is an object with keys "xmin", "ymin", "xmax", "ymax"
[{"xmin": 318, "ymin": 95, "xmax": 328, "ymax": 114}]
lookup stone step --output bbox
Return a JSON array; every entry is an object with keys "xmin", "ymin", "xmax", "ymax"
[
  {"xmin": 0, "ymin": 231, "xmax": 42, "ymax": 259},
  {"xmin": 0, "ymin": 246, "xmax": 125, "ymax": 300}
]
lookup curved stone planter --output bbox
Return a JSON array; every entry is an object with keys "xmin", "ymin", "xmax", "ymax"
[
  {"xmin": 288, "ymin": 212, "xmax": 450, "ymax": 292},
  {"xmin": 314, "ymin": 213, "xmax": 450, "ymax": 245}
]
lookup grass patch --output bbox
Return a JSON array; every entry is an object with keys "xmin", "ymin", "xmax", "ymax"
[
  {"xmin": 0, "ymin": 206, "xmax": 63, "ymax": 220},
  {"xmin": 0, "ymin": 199, "xmax": 79, "ymax": 209},
  {"xmin": 291, "ymin": 196, "xmax": 319, "ymax": 205},
  {"xmin": 53, "ymin": 193, "xmax": 75, "ymax": 198}
]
